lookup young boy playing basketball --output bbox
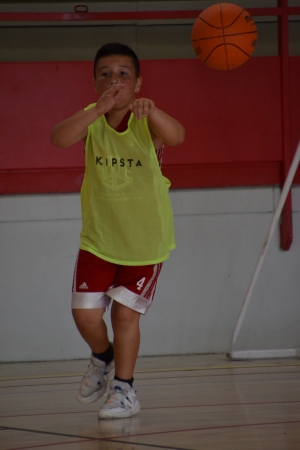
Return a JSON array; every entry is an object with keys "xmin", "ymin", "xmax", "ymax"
[{"xmin": 51, "ymin": 43, "xmax": 185, "ymax": 419}]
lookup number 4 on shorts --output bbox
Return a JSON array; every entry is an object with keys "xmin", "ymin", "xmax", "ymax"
[{"xmin": 136, "ymin": 277, "xmax": 146, "ymax": 291}]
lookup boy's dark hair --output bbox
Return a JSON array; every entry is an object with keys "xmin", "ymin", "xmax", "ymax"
[{"xmin": 94, "ymin": 43, "xmax": 140, "ymax": 78}]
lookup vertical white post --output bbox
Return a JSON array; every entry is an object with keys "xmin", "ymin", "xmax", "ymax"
[{"xmin": 228, "ymin": 141, "xmax": 300, "ymax": 359}]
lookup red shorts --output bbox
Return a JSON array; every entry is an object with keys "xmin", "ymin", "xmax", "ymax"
[{"xmin": 72, "ymin": 250, "xmax": 163, "ymax": 314}]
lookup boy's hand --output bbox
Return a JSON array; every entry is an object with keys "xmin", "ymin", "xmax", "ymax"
[
  {"xmin": 129, "ymin": 98, "xmax": 156, "ymax": 120},
  {"xmin": 96, "ymin": 84, "xmax": 126, "ymax": 114}
]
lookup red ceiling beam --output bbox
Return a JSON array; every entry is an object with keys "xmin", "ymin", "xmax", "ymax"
[{"xmin": 1, "ymin": 7, "xmax": 299, "ymax": 23}]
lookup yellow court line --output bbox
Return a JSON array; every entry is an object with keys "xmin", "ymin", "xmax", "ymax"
[{"xmin": 1, "ymin": 361, "xmax": 300, "ymax": 382}]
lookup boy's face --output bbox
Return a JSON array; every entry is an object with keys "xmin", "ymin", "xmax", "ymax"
[{"xmin": 94, "ymin": 55, "xmax": 142, "ymax": 108}]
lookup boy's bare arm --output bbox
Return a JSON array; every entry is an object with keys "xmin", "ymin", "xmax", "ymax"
[
  {"xmin": 51, "ymin": 84, "xmax": 125, "ymax": 148},
  {"xmin": 51, "ymin": 107, "xmax": 101, "ymax": 148},
  {"xmin": 129, "ymin": 98, "xmax": 185, "ymax": 147},
  {"xmin": 148, "ymin": 107, "xmax": 185, "ymax": 147}
]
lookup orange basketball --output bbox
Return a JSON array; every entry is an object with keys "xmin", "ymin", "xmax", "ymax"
[{"xmin": 191, "ymin": 3, "xmax": 258, "ymax": 70}]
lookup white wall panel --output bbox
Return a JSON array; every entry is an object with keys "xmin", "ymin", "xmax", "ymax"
[{"xmin": 1, "ymin": 187, "xmax": 300, "ymax": 361}]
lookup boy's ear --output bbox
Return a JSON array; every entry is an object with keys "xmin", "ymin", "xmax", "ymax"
[{"xmin": 134, "ymin": 77, "xmax": 142, "ymax": 93}]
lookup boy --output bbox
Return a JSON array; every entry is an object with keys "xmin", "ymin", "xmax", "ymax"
[{"xmin": 51, "ymin": 43, "xmax": 185, "ymax": 419}]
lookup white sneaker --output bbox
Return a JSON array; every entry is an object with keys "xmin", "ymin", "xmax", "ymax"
[
  {"xmin": 77, "ymin": 355, "xmax": 115, "ymax": 404},
  {"xmin": 98, "ymin": 380, "xmax": 140, "ymax": 419}
]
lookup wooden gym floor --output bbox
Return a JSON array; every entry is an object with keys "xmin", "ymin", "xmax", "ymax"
[{"xmin": 1, "ymin": 354, "xmax": 300, "ymax": 450}]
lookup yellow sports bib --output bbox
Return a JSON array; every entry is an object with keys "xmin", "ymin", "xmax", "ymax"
[{"xmin": 79, "ymin": 105, "xmax": 175, "ymax": 265}]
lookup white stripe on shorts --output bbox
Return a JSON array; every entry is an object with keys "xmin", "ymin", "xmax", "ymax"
[
  {"xmin": 71, "ymin": 292, "xmax": 111, "ymax": 309},
  {"xmin": 106, "ymin": 286, "xmax": 152, "ymax": 314},
  {"xmin": 72, "ymin": 250, "xmax": 80, "ymax": 293},
  {"xmin": 141, "ymin": 263, "xmax": 162, "ymax": 301}
]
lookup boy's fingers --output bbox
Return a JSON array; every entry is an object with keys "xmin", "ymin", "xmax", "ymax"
[
  {"xmin": 132, "ymin": 102, "xmax": 140, "ymax": 118},
  {"xmin": 137, "ymin": 101, "xmax": 144, "ymax": 119},
  {"xmin": 103, "ymin": 83, "xmax": 126, "ymax": 97},
  {"xmin": 133, "ymin": 101, "xmax": 148, "ymax": 118},
  {"xmin": 144, "ymin": 101, "xmax": 155, "ymax": 117},
  {"xmin": 130, "ymin": 99, "xmax": 155, "ymax": 119},
  {"xmin": 143, "ymin": 103, "xmax": 149, "ymax": 116}
]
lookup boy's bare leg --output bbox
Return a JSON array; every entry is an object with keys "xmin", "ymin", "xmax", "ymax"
[
  {"xmin": 73, "ymin": 307, "xmax": 114, "ymax": 405},
  {"xmin": 111, "ymin": 301, "xmax": 141, "ymax": 379},
  {"xmin": 72, "ymin": 308, "xmax": 110, "ymax": 353}
]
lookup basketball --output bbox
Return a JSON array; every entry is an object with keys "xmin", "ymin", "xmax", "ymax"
[{"xmin": 191, "ymin": 3, "xmax": 258, "ymax": 70}]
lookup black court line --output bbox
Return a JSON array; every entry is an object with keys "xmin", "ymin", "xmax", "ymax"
[
  {"xmin": 120, "ymin": 420, "xmax": 300, "ymax": 441},
  {"xmin": 137, "ymin": 376, "xmax": 300, "ymax": 388},
  {"xmin": 2, "ymin": 370, "xmax": 300, "ymax": 392},
  {"xmin": 1, "ymin": 376, "xmax": 300, "ymax": 402},
  {"xmin": 0, "ymin": 382, "xmax": 78, "ymax": 389},
  {"xmin": 2, "ymin": 421, "xmax": 300, "ymax": 450},
  {"xmin": 1, "ymin": 361, "xmax": 300, "ymax": 382},
  {"xmin": 0, "ymin": 388, "xmax": 76, "ymax": 396},
  {"xmin": 1, "ymin": 399, "xmax": 300, "ymax": 420},
  {"xmin": 5, "ymin": 439, "xmax": 92, "ymax": 450},
  {"xmin": 0, "ymin": 426, "xmax": 194, "ymax": 450},
  {"xmin": 1, "ymin": 368, "xmax": 300, "ymax": 389},
  {"xmin": 137, "ymin": 371, "xmax": 300, "ymax": 383}
]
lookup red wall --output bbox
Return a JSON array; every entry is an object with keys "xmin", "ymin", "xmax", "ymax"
[{"xmin": 1, "ymin": 56, "xmax": 300, "ymax": 194}]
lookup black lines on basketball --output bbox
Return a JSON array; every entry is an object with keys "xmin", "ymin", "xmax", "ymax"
[
  {"xmin": 204, "ymin": 43, "xmax": 252, "ymax": 65},
  {"xmin": 191, "ymin": 2, "xmax": 258, "ymax": 70},
  {"xmin": 192, "ymin": 30, "xmax": 258, "ymax": 44}
]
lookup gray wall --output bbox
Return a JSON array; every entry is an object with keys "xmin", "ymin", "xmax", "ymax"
[{"xmin": 1, "ymin": 188, "xmax": 300, "ymax": 362}]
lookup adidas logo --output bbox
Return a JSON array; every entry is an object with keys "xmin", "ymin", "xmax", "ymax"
[{"xmin": 79, "ymin": 282, "xmax": 89, "ymax": 289}]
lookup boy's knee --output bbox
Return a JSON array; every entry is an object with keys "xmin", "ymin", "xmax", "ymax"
[
  {"xmin": 111, "ymin": 301, "xmax": 140, "ymax": 328},
  {"xmin": 72, "ymin": 308, "xmax": 105, "ymax": 330}
]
